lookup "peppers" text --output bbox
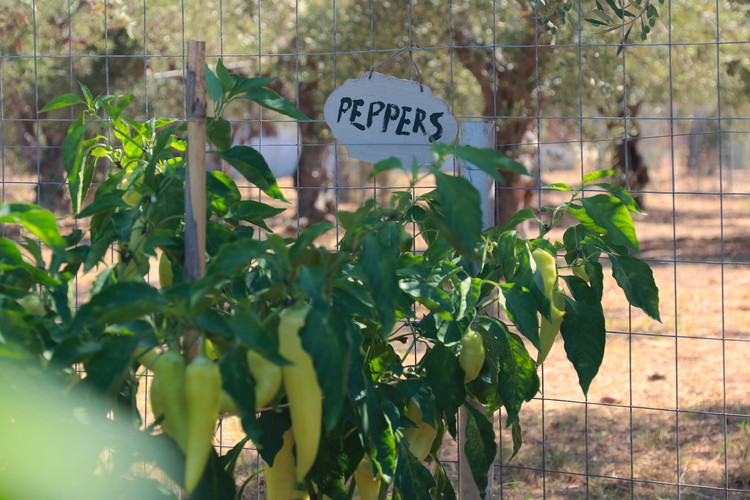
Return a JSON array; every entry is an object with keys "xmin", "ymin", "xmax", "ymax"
[{"xmin": 335, "ymin": 97, "xmax": 445, "ymax": 142}]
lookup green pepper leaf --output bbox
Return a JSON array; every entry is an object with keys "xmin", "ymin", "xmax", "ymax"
[
  {"xmin": 500, "ymin": 208, "xmax": 539, "ymax": 232},
  {"xmin": 432, "ymin": 172, "xmax": 483, "ymax": 257},
  {"xmin": 206, "ymin": 117, "xmax": 232, "ymax": 152},
  {"xmin": 239, "ymin": 87, "xmax": 309, "ymax": 121},
  {"xmin": 205, "ymin": 65, "xmax": 224, "ymax": 103},
  {"xmin": 422, "ymin": 343, "xmax": 466, "ymax": 420},
  {"xmin": 360, "ymin": 231, "xmax": 400, "ymax": 336},
  {"xmin": 399, "ymin": 279, "xmax": 454, "ymax": 320},
  {"xmin": 219, "ymin": 349, "xmax": 258, "ymax": 441},
  {"xmin": 39, "ymin": 93, "xmax": 86, "ymax": 113},
  {"xmin": 255, "ymin": 408, "xmax": 292, "ymax": 467},
  {"xmin": 582, "ymin": 169, "xmax": 615, "ymax": 184},
  {"xmin": 487, "ymin": 319, "xmax": 539, "ymax": 425},
  {"xmin": 369, "ymin": 156, "xmax": 404, "ymax": 178},
  {"xmin": 609, "ymin": 254, "xmax": 661, "ymax": 321},
  {"xmin": 508, "ymin": 419, "xmax": 523, "ymax": 461},
  {"xmin": 568, "ymin": 194, "xmax": 640, "ymax": 253},
  {"xmin": 594, "ymin": 182, "xmax": 646, "ymax": 215},
  {"xmin": 206, "ymin": 171, "xmax": 242, "ymax": 218},
  {"xmin": 394, "ymin": 439, "xmax": 435, "ymax": 500},
  {"xmin": 362, "ymin": 386, "xmax": 397, "ymax": 483},
  {"xmin": 82, "ymin": 334, "xmax": 140, "ymax": 400},
  {"xmin": 189, "ymin": 448, "xmax": 237, "ymax": 500},
  {"xmin": 224, "ymin": 200, "xmax": 286, "ymax": 232},
  {"xmin": 453, "ymin": 146, "xmax": 530, "ymax": 182},
  {"xmin": 500, "ymin": 284, "xmax": 540, "ymax": 349},
  {"xmin": 463, "ymin": 402, "xmax": 497, "ymax": 498},
  {"xmin": 0, "ymin": 203, "xmax": 66, "ymax": 253},
  {"xmin": 215, "ymin": 59, "xmax": 235, "ymax": 93},
  {"xmin": 559, "ymin": 275, "xmax": 607, "ymax": 395},
  {"xmin": 230, "ymin": 74, "xmax": 278, "ymax": 95},
  {"xmin": 300, "ymin": 306, "xmax": 351, "ymax": 431},
  {"xmin": 69, "ymin": 282, "xmax": 170, "ymax": 335},
  {"xmin": 216, "ymin": 146, "xmax": 287, "ymax": 202}
]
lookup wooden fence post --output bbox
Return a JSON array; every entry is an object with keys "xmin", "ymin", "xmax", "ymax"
[{"xmin": 184, "ymin": 40, "xmax": 207, "ymax": 359}]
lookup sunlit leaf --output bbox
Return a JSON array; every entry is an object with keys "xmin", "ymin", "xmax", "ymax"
[
  {"xmin": 594, "ymin": 182, "xmax": 646, "ymax": 215},
  {"xmin": 568, "ymin": 194, "xmax": 639, "ymax": 253},
  {"xmin": 0, "ymin": 203, "xmax": 66, "ymax": 252},
  {"xmin": 39, "ymin": 94, "xmax": 86, "ymax": 113},
  {"xmin": 582, "ymin": 169, "xmax": 615, "ymax": 184},
  {"xmin": 369, "ymin": 157, "xmax": 404, "ymax": 178}
]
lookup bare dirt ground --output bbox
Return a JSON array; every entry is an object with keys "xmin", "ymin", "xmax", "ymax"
[
  {"xmin": 5, "ymin": 160, "xmax": 750, "ymax": 498},
  {"xmin": 488, "ymin": 167, "xmax": 750, "ymax": 499}
]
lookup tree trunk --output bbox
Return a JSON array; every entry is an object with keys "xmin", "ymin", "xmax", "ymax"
[
  {"xmin": 607, "ymin": 100, "xmax": 651, "ymax": 209},
  {"xmin": 453, "ymin": 26, "xmax": 548, "ymax": 225},
  {"xmin": 295, "ymin": 143, "xmax": 334, "ymax": 223},
  {"xmin": 9, "ymin": 86, "xmax": 69, "ymax": 211},
  {"xmin": 294, "ymin": 70, "xmax": 336, "ymax": 224},
  {"xmin": 36, "ymin": 127, "xmax": 69, "ymax": 211}
]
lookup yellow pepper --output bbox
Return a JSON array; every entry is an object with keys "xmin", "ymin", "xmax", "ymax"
[
  {"xmin": 353, "ymin": 454, "xmax": 382, "ymax": 500},
  {"xmin": 184, "ymin": 354, "xmax": 222, "ymax": 493},
  {"xmin": 532, "ymin": 248, "xmax": 566, "ymax": 364},
  {"xmin": 459, "ymin": 329, "xmax": 485, "ymax": 383},
  {"xmin": 247, "ymin": 349, "xmax": 283, "ymax": 409},
  {"xmin": 265, "ymin": 429, "xmax": 296, "ymax": 500},
  {"xmin": 278, "ymin": 303, "xmax": 322, "ymax": 483},
  {"xmin": 403, "ymin": 398, "xmax": 438, "ymax": 461},
  {"xmin": 149, "ymin": 350, "xmax": 188, "ymax": 451}
]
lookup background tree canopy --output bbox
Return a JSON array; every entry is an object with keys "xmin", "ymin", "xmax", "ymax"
[{"xmin": 2, "ymin": 0, "xmax": 749, "ymax": 217}]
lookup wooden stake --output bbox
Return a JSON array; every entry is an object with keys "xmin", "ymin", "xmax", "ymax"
[
  {"xmin": 184, "ymin": 40, "xmax": 207, "ymax": 281},
  {"xmin": 184, "ymin": 40, "xmax": 207, "ymax": 359}
]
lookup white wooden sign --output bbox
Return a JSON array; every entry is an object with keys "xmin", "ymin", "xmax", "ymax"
[{"xmin": 324, "ymin": 72, "xmax": 458, "ymax": 166}]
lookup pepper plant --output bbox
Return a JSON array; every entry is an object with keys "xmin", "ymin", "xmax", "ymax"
[{"xmin": 0, "ymin": 62, "xmax": 660, "ymax": 500}]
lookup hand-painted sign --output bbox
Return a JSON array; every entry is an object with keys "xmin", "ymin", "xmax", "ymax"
[{"xmin": 324, "ymin": 72, "xmax": 458, "ymax": 166}]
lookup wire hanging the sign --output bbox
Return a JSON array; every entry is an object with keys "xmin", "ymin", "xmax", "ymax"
[{"xmin": 368, "ymin": 44, "xmax": 424, "ymax": 92}]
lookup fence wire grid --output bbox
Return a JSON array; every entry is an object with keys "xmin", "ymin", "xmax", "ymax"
[{"xmin": 2, "ymin": 0, "xmax": 750, "ymax": 498}]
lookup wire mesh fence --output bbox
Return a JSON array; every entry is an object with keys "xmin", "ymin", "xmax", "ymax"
[{"xmin": 2, "ymin": 0, "xmax": 750, "ymax": 498}]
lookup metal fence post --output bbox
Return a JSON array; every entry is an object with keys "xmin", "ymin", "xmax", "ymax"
[{"xmin": 458, "ymin": 120, "xmax": 496, "ymax": 499}]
